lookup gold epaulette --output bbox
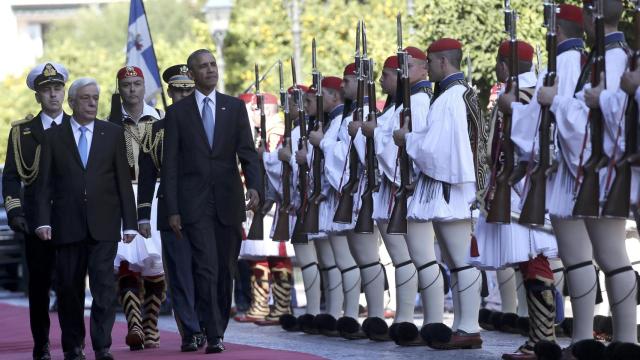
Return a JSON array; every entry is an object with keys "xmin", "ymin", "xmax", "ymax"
[
  {"xmin": 11, "ymin": 114, "xmax": 34, "ymax": 127},
  {"xmin": 4, "ymin": 196, "xmax": 22, "ymax": 212}
]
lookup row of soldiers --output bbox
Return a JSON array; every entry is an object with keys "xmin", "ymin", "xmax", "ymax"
[{"xmin": 236, "ymin": 1, "xmax": 640, "ymax": 359}]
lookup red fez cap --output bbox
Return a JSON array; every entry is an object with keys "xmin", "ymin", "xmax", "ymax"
[
  {"xmin": 383, "ymin": 56, "xmax": 399, "ymax": 69},
  {"xmin": 498, "ymin": 40, "xmax": 534, "ymax": 62},
  {"xmin": 288, "ymin": 85, "xmax": 309, "ymax": 94},
  {"xmin": 117, "ymin": 66, "xmax": 144, "ymax": 80},
  {"xmin": 238, "ymin": 93, "xmax": 255, "ymax": 104},
  {"xmin": 427, "ymin": 38, "xmax": 463, "ymax": 54},
  {"xmin": 343, "ymin": 63, "xmax": 356, "ymax": 77},
  {"xmin": 322, "ymin": 76, "xmax": 342, "ymax": 90},
  {"xmin": 558, "ymin": 4, "xmax": 583, "ymax": 25},
  {"xmin": 263, "ymin": 93, "xmax": 278, "ymax": 105},
  {"xmin": 404, "ymin": 46, "xmax": 427, "ymax": 61}
]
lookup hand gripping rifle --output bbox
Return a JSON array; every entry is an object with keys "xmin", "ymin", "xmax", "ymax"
[
  {"xmin": 387, "ymin": 14, "xmax": 413, "ymax": 235},
  {"xmin": 334, "ymin": 21, "xmax": 365, "ymax": 224},
  {"xmin": 291, "ymin": 56, "xmax": 310, "ymax": 244},
  {"xmin": 519, "ymin": 1, "xmax": 558, "ymax": 225},
  {"xmin": 601, "ymin": 0, "xmax": 640, "ymax": 218},
  {"xmin": 247, "ymin": 64, "xmax": 267, "ymax": 239},
  {"xmin": 573, "ymin": 0, "xmax": 607, "ymax": 218},
  {"xmin": 303, "ymin": 39, "xmax": 326, "ymax": 233},
  {"xmin": 486, "ymin": 1, "xmax": 519, "ymax": 224},
  {"xmin": 272, "ymin": 61, "xmax": 293, "ymax": 240},
  {"xmin": 354, "ymin": 57, "xmax": 380, "ymax": 234}
]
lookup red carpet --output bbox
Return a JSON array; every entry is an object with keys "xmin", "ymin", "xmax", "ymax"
[{"xmin": 0, "ymin": 303, "xmax": 324, "ymax": 360}]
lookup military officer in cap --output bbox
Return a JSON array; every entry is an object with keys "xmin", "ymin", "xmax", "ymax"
[
  {"xmin": 109, "ymin": 65, "xmax": 166, "ymax": 351},
  {"xmin": 3, "ymin": 62, "xmax": 69, "ymax": 360},
  {"xmin": 162, "ymin": 64, "xmax": 195, "ymax": 103}
]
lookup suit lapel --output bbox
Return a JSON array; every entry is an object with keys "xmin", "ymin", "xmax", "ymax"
[
  {"xmin": 63, "ymin": 119, "xmax": 83, "ymax": 168},
  {"xmin": 29, "ymin": 113, "xmax": 45, "ymax": 144},
  {"xmin": 188, "ymin": 93, "xmax": 212, "ymax": 150},
  {"xmin": 86, "ymin": 120, "xmax": 103, "ymax": 169}
]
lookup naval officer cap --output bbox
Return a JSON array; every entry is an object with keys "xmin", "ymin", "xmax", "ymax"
[
  {"xmin": 162, "ymin": 64, "xmax": 195, "ymax": 89},
  {"xmin": 26, "ymin": 62, "xmax": 69, "ymax": 91}
]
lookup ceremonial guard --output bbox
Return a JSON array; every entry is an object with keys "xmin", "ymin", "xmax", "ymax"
[
  {"xmin": 109, "ymin": 66, "xmax": 166, "ymax": 351},
  {"xmin": 236, "ymin": 86, "xmax": 295, "ymax": 325},
  {"xmin": 395, "ymin": 38, "xmax": 483, "ymax": 350},
  {"xmin": 536, "ymin": 0, "xmax": 638, "ymax": 349},
  {"xmin": 3, "ymin": 62, "xmax": 69, "ymax": 360},
  {"xmin": 136, "ymin": 64, "xmax": 206, "ymax": 352}
]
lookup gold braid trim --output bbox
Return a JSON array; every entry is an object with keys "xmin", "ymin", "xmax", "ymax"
[
  {"xmin": 140, "ymin": 125, "xmax": 164, "ymax": 171},
  {"xmin": 5, "ymin": 196, "xmax": 22, "ymax": 212},
  {"xmin": 11, "ymin": 126, "xmax": 40, "ymax": 185}
]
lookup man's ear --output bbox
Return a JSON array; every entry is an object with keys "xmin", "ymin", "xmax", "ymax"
[
  {"xmin": 34, "ymin": 92, "xmax": 42, "ymax": 105},
  {"xmin": 187, "ymin": 69, "xmax": 195, "ymax": 80}
]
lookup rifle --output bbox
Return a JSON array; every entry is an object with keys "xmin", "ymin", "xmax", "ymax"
[
  {"xmin": 601, "ymin": 0, "xmax": 639, "ymax": 218},
  {"xmin": 486, "ymin": 1, "xmax": 519, "ymax": 224},
  {"xmin": 290, "ymin": 56, "xmax": 309, "ymax": 244},
  {"xmin": 272, "ymin": 60, "xmax": 293, "ymax": 240},
  {"xmin": 573, "ymin": 0, "xmax": 607, "ymax": 218},
  {"xmin": 247, "ymin": 64, "xmax": 267, "ymax": 239},
  {"xmin": 303, "ymin": 38, "xmax": 326, "ymax": 233},
  {"xmin": 387, "ymin": 14, "xmax": 413, "ymax": 235},
  {"xmin": 520, "ymin": 0, "xmax": 558, "ymax": 225},
  {"xmin": 334, "ymin": 21, "xmax": 365, "ymax": 224},
  {"xmin": 354, "ymin": 57, "xmax": 380, "ymax": 233}
]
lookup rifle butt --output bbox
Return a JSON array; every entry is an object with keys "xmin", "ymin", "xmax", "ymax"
[
  {"xmin": 601, "ymin": 163, "xmax": 631, "ymax": 218},
  {"xmin": 272, "ymin": 209, "xmax": 290, "ymax": 242},
  {"xmin": 572, "ymin": 166, "xmax": 601, "ymax": 218},
  {"xmin": 486, "ymin": 184, "xmax": 512, "ymax": 224},
  {"xmin": 354, "ymin": 192, "xmax": 374, "ymax": 234},
  {"xmin": 291, "ymin": 215, "xmax": 309, "ymax": 244},
  {"xmin": 518, "ymin": 172, "xmax": 547, "ymax": 226},
  {"xmin": 302, "ymin": 200, "xmax": 320, "ymax": 234},
  {"xmin": 333, "ymin": 183, "xmax": 355, "ymax": 224},
  {"xmin": 387, "ymin": 191, "xmax": 408, "ymax": 235},
  {"xmin": 247, "ymin": 212, "xmax": 264, "ymax": 240}
]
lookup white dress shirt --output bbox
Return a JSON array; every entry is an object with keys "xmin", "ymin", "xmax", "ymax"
[{"xmin": 41, "ymin": 112, "xmax": 63, "ymax": 130}]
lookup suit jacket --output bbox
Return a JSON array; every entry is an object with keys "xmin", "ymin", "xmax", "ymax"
[
  {"xmin": 162, "ymin": 91, "xmax": 261, "ymax": 226},
  {"xmin": 35, "ymin": 119, "xmax": 137, "ymax": 244},
  {"xmin": 137, "ymin": 119, "xmax": 170, "ymax": 231},
  {"xmin": 2, "ymin": 112, "xmax": 71, "ymax": 233}
]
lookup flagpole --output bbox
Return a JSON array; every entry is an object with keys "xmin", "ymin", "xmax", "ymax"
[{"xmin": 139, "ymin": 0, "xmax": 168, "ymax": 110}]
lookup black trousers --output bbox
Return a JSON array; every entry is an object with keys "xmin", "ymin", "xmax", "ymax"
[
  {"xmin": 25, "ymin": 233, "xmax": 56, "ymax": 348},
  {"xmin": 161, "ymin": 230, "xmax": 201, "ymax": 338},
  {"xmin": 183, "ymin": 194, "xmax": 242, "ymax": 341},
  {"xmin": 55, "ymin": 239, "xmax": 117, "ymax": 352}
]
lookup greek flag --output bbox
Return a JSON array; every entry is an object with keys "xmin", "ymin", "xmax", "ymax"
[{"xmin": 126, "ymin": 0, "xmax": 162, "ymax": 104}]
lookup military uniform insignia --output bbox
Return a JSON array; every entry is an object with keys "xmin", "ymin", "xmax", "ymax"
[
  {"xmin": 125, "ymin": 66, "xmax": 139, "ymax": 77},
  {"xmin": 22, "ymin": 127, "xmax": 31, "ymax": 135},
  {"xmin": 42, "ymin": 63, "xmax": 58, "ymax": 77},
  {"xmin": 4, "ymin": 196, "xmax": 22, "ymax": 212},
  {"xmin": 179, "ymin": 65, "xmax": 188, "ymax": 75},
  {"xmin": 11, "ymin": 115, "xmax": 41, "ymax": 185}
]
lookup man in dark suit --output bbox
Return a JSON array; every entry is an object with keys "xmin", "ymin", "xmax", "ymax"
[
  {"xmin": 34, "ymin": 77, "xmax": 138, "ymax": 360},
  {"xmin": 3, "ymin": 62, "xmax": 70, "ymax": 360},
  {"xmin": 162, "ymin": 49, "xmax": 261, "ymax": 353},
  {"xmin": 137, "ymin": 66, "xmax": 206, "ymax": 352}
]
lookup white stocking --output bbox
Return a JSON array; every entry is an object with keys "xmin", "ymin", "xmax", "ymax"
[
  {"xmin": 586, "ymin": 218, "xmax": 637, "ymax": 343},
  {"xmin": 315, "ymin": 239, "xmax": 343, "ymax": 318},
  {"xmin": 435, "ymin": 219, "xmax": 481, "ymax": 334},
  {"xmin": 515, "ymin": 269, "xmax": 529, "ymax": 317},
  {"xmin": 329, "ymin": 234, "xmax": 361, "ymax": 319},
  {"xmin": 294, "ymin": 243, "xmax": 321, "ymax": 315},
  {"xmin": 549, "ymin": 258, "xmax": 566, "ymax": 303},
  {"xmin": 405, "ymin": 221, "xmax": 443, "ymax": 325},
  {"xmin": 496, "ymin": 268, "xmax": 517, "ymax": 314},
  {"xmin": 347, "ymin": 230, "xmax": 385, "ymax": 319},
  {"xmin": 551, "ymin": 216, "xmax": 596, "ymax": 343},
  {"xmin": 378, "ymin": 220, "xmax": 417, "ymax": 323}
]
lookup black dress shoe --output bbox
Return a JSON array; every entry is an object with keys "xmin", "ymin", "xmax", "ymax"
[
  {"xmin": 205, "ymin": 338, "xmax": 225, "ymax": 354},
  {"xmin": 33, "ymin": 342, "xmax": 51, "ymax": 360},
  {"xmin": 181, "ymin": 336, "xmax": 198, "ymax": 352},
  {"xmin": 195, "ymin": 333, "xmax": 207, "ymax": 348},
  {"xmin": 63, "ymin": 347, "xmax": 86, "ymax": 360},
  {"xmin": 94, "ymin": 349, "xmax": 114, "ymax": 360}
]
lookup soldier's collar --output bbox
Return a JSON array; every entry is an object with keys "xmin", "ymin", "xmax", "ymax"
[
  {"xmin": 557, "ymin": 38, "xmax": 585, "ymax": 55},
  {"xmin": 605, "ymin": 32, "xmax": 625, "ymax": 46},
  {"xmin": 329, "ymin": 104, "xmax": 344, "ymax": 119},
  {"xmin": 437, "ymin": 72, "xmax": 465, "ymax": 92},
  {"xmin": 122, "ymin": 103, "xmax": 159, "ymax": 123},
  {"xmin": 410, "ymin": 80, "xmax": 433, "ymax": 95}
]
